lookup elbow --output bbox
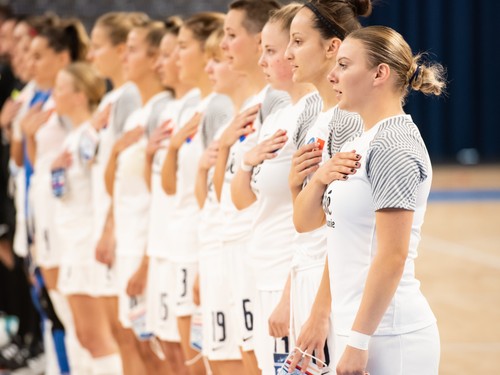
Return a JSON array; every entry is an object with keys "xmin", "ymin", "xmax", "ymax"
[
  {"xmin": 233, "ymin": 199, "xmax": 249, "ymax": 211},
  {"xmin": 293, "ymin": 214, "xmax": 308, "ymax": 233},
  {"xmin": 162, "ymin": 179, "xmax": 176, "ymax": 195},
  {"xmin": 230, "ymin": 187, "xmax": 254, "ymax": 211}
]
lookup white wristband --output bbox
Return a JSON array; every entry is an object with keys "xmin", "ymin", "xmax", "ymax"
[
  {"xmin": 347, "ymin": 330, "xmax": 371, "ymax": 351},
  {"xmin": 240, "ymin": 160, "xmax": 253, "ymax": 172}
]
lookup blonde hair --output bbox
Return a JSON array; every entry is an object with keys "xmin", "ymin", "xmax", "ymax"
[
  {"xmin": 183, "ymin": 12, "xmax": 225, "ymax": 49},
  {"xmin": 268, "ymin": 2, "xmax": 302, "ymax": 32},
  {"xmin": 347, "ymin": 25, "xmax": 446, "ymax": 100},
  {"xmin": 204, "ymin": 27, "xmax": 224, "ymax": 60},
  {"xmin": 133, "ymin": 20, "xmax": 166, "ymax": 56},
  {"xmin": 64, "ymin": 62, "xmax": 106, "ymax": 110},
  {"xmin": 95, "ymin": 11, "xmax": 149, "ymax": 46}
]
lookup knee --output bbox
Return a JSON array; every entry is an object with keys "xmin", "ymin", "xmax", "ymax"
[
  {"xmin": 74, "ymin": 326, "xmax": 97, "ymax": 353},
  {"xmin": 114, "ymin": 327, "xmax": 139, "ymax": 351}
]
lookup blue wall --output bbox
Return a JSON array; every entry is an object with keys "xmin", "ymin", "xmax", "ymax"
[
  {"xmin": 10, "ymin": 0, "xmax": 500, "ymax": 162},
  {"xmin": 364, "ymin": 0, "xmax": 500, "ymax": 162}
]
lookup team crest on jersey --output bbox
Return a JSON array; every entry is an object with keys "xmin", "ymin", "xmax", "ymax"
[{"xmin": 322, "ymin": 189, "xmax": 335, "ymax": 228}]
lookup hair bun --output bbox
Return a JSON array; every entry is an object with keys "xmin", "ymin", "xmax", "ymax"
[{"xmin": 348, "ymin": 0, "xmax": 372, "ymax": 17}]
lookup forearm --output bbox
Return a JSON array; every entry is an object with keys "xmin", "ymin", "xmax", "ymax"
[
  {"xmin": 279, "ymin": 274, "xmax": 291, "ymax": 305},
  {"xmin": 103, "ymin": 204, "xmax": 115, "ymax": 233},
  {"xmin": 104, "ymin": 148, "xmax": 119, "ymax": 196},
  {"xmin": 351, "ymin": 210, "xmax": 411, "ymax": 335},
  {"xmin": 290, "ymin": 184, "xmax": 302, "ymax": 203},
  {"xmin": 293, "ymin": 178, "xmax": 326, "ymax": 232},
  {"xmin": 161, "ymin": 146, "xmax": 178, "ymax": 195},
  {"xmin": 213, "ymin": 145, "xmax": 230, "ymax": 201},
  {"xmin": 311, "ymin": 259, "xmax": 332, "ymax": 319},
  {"xmin": 195, "ymin": 167, "xmax": 209, "ymax": 209},
  {"xmin": 26, "ymin": 136, "xmax": 36, "ymax": 166},
  {"xmin": 10, "ymin": 140, "xmax": 23, "ymax": 167},
  {"xmin": 230, "ymin": 169, "xmax": 256, "ymax": 210},
  {"xmin": 351, "ymin": 253, "xmax": 405, "ymax": 335}
]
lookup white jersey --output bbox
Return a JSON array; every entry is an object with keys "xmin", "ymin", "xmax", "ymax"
[
  {"xmin": 219, "ymin": 85, "xmax": 290, "ymax": 242},
  {"xmin": 248, "ymin": 92, "xmax": 320, "ymax": 291},
  {"xmin": 323, "ymin": 114, "xmax": 436, "ymax": 336},
  {"xmin": 164, "ymin": 92, "xmax": 232, "ymax": 262},
  {"xmin": 147, "ymin": 88, "xmax": 201, "ymax": 258},
  {"xmin": 113, "ymin": 92, "xmax": 171, "ymax": 257},
  {"xmin": 11, "ymin": 81, "xmax": 37, "ymax": 143},
  {"xmin": 91, "ymin": 82, "xmax": 141, "ymax": 244},
  {"xmin": 30, "ymin": 99, "xmax": 70, "ymax": 267},
  {"xmin": 10, "ymin": 81, "xmax": 36, "ymax": 257},
  {"xmin": 292, "ymin": 106, "xmax": 363, "ymax": 268},
  {"xmin": 54, "ymin": 121, "xmax": 94, "ymax": 264}
]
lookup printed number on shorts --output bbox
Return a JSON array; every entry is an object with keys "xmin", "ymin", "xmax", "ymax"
[
  {"xmin": 242, "ymin": 298, "xmax": 253, "ymax": 331},
  {"xmin": 212, "ymin": 311, "xmax": 226, "ymax": 343},
  {"xmin": 180, "ymin": 268, "xmax": 188, "ymax": 297}
]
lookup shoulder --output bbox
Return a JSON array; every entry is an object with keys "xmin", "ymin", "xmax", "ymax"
[
  {"xmin": 327, "ymin": 107, "xmax": 364, "ymax": 156},
  {"xmin": 370, "ymin": 116, "xmax": 426, "ymax": 156},
  {"xmin": 367, "ymin": 116, "xmax": 429, "ymax": 182},
  {"xmin": 261, "ymin": 88, "xmax": 291, "ymax": 119}
]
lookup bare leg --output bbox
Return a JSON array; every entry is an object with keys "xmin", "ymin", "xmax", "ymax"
[
  {"xmin": 177, "ymin": 316, "xmax": 206, "ymax": 375},
  {"xmin": 102, "ymin": 296, "xmax": 147, "ymax": 375},
  {"xmin": 240, "ymin": 349, "xmax": 261, "ymax": 375}
]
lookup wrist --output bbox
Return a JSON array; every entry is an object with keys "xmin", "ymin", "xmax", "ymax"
[{"xmin": 347, "ymin": 330, "xmax": 371, "ymax": 351}]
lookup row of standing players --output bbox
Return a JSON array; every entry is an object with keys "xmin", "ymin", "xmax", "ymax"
[{"xmin": 4, "ymin": 0, "xmax": 446, "ymax": 374}]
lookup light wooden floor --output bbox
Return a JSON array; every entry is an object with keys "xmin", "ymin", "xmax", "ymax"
[{"xmin": 416, "ymin": 165, "xmax": 500, "ymax": 374}]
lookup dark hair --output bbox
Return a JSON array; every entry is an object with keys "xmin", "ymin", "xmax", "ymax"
[
  {"xmin": 304, "ymin": 0, "xmax": 372, "ymax": 40},
  {"xmin": 38, "ymin": 18, "xmax": 89, "ymax": 62},
  {"xmin": 27, "ymin": 12, "xmax": 60, "ymax": 35},
  {"xmin": 229, "ymin": 0, "xmax": 282, "ymax": 34},
  {"xmin": 347, "ymin": 26, "xmax": 446, "ymax": 100},
  {"xmin": 183, "ymin": 12, "xmax": 225, "ymax": 46},
  {"xmin": 0, "ymin": 5, "xmax": 12, "ymax": 22},
  {"xmin": 163, "ymin": 15, "xmax": 183, "ymax": 36},
  {"xmin": 95, "ymin": 12, "xmax": 149, "ymax": 46}
]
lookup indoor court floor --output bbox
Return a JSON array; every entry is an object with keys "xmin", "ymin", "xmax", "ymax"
[{"xmin": 417, "ymin": 164, "xmax": 500, "ymax": 374}]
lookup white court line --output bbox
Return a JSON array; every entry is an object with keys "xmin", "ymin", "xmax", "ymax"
[
  {"xmin": 420, "ymin": 235, "xmax": 500, "ymax": 270},
  {"xmin": 442, "ymin": 342, "xmax": 500, "ymax": 352}
]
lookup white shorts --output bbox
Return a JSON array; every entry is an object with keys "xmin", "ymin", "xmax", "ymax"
[
  {"xmin": 90, "ymin": 261, "xmax": 119, "ymax": 297},
  {"xmin": 171, "ymin": 260, "xmax": 198, "ymax": 317},
  {"xmin": 199, "ymin": 244, "xmax": 241, "ymax": 361},
  {"xmin": 333, "ymin": 324, "xmax": 440, "ymax": 375},
  {"xmin": 30, "ymin": 176, "xmax": 61, "ymax": 269},
  {"xmin": 57, "ymin": 263, "xmax": 94, "ymax": 296},
  {"xmin": 226, "ymin": 239, "xmax": 257, "ymax": 351},
  {"xmin": 145, "ymin": 257, "xmax": 181, "ymax": 342},
  {"xmin": 116, "ymin": 255, "xmax": 144, "ymax": 328},
  {"xmin": 254, "ymin": 289, "xmax": 290, "ymax": 375}
]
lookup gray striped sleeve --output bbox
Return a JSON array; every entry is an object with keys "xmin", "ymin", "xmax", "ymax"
[
  {"xmin": 112, "ymin": 84, "xmax": 142, "ymax": 136},
  {"xmin": 293, "ymin": 92, "xmax": 323, "ymax": 149},
  {"xmin": 366, "ymin": 118, "xmax": 429, "ymax": 211},
  {"xmin": 145, "ymin": 94, "xmax": 172, "ymax": 138},
  {"xmin": 259, "ymin": 88, "xmax": 290, "ymax": 124},
  {"xmin": 327, "ymin": 107, "xmax": 364, "ymax": 157},
  {"xmin": 201, "ymin": 94, "xmax": 234, "ymax": 149}
]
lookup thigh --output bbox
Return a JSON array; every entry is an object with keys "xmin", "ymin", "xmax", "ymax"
[{"xmin": 67, "ymin": 294, "xmax": 108, "ymax": 334}]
